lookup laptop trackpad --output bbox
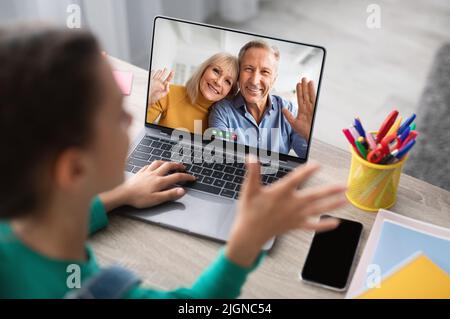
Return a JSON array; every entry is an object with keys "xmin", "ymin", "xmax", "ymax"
[{"xmin": 122, "ymin": 189, "xmax": 236, "ymax": 240}]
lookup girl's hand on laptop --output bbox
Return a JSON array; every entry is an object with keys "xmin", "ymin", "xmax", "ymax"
[
  {"xmin": 148, "ymin": 68, "xmax": 174, "ymax": 105},
  {"xmin": 99, "ymin": 161, "xmax": 195, "ymax": 211},
  {"xmin": 226, "ymin": 156, "xmax": 347, "ymax": 267}
]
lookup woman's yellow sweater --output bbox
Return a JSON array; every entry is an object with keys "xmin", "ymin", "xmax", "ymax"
[{"xmin": 147, "ymin": 85, "xmax": 213, "ymax": 133}]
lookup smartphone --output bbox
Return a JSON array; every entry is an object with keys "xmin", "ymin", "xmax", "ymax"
[{"xmin": 300, "ymin": 215, "xmax": 363, "ymax": 291}]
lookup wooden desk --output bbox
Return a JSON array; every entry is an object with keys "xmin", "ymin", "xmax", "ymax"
[{"xmin": 90, "ymin": 57, "xmax": 450, "ymax": 298}]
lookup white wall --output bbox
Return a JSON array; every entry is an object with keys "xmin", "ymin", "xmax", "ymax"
[
  {"xmin": 126, "ymin": 0, "xmax": 161, "ymax": 69},
  {"xmin": 0, "ymin": 0, "xmax": 238, "ymax": 69},
  {"xmin": 151, "ymin": 18, "xmax": 178, "ymax": 72}
]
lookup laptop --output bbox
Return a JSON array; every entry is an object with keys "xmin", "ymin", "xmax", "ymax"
[{"xmin": 118, "ymin": 16, "xmax": 326, "ymax": 250}]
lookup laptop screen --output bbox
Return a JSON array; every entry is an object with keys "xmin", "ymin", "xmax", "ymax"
[{"xmin": 145, "ymin": 16, "xmax": 325, "ymax": 163}]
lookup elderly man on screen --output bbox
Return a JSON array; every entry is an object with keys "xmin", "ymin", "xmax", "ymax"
[{"xmin": 208, "ymin": 40, "xmax": 316, "ymax": 158}]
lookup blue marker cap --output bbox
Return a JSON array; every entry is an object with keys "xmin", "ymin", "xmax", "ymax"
[
  {"xmin": 398, "ymin": 113, "xmax": 416, "ymax": 136},
  {"xmin": 399, "ymin": 126, "xmax": 410, "ymax": 142},
  {"xmin": 354, "ymin": 118, "xmax": 366, "ymax": 138},
  {"xmin": 395, "ymin": 139, "xmax": 416, "ymax": 159}
]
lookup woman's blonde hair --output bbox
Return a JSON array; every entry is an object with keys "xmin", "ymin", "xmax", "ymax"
[{"xmin": 185, "ymin": 52, "xmax": 239, "ymax": 104}]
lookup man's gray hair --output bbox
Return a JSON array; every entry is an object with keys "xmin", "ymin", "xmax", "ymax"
[{"xmin": 238, "ymin": 40, "xmax": 280, "ymax": 66}]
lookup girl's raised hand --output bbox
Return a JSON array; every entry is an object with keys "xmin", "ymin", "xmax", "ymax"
[{"xmin": 226, "ymin": 156, "xmax": 347, "ymax": 267}]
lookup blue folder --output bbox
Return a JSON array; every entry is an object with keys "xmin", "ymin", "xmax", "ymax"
[{"xmin": 371, "ymin": 221, "xmax": 450, "ymax": 277}]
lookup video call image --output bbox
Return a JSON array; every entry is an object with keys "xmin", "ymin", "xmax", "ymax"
[{"xmin": 146, "ymin": 17, "xmax": 325, "ymax": 159}]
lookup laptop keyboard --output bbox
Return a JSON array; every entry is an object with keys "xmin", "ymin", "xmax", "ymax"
[{"xmin": 126, "ymin": 135, "xmax": 292, "ymax": 200}]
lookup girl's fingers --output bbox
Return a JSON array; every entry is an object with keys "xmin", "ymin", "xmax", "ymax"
[
  {"xmin": 302, "ymin": 196, "xmax": 348, "ymax": 218},
  {"xmin": 281, "ymin": 162, "xmax": 320, "ymax": 190},
  {"xmin": 137, "ymin": 165, "xmax": 149, "ymax": 173},
  {"xmin": 301, "ymin": 217, "xmax": 340, "ymax": 232},
  {"xmin": 296, "ymin": 184, "xmax": 347, "ymax": 203},
  {"xmin": 155, "ymin": 161, "xmax": 186, "ymax": 176},
  {"xmin": 241, "ymin": 154, "xmax": 261, "ymax": 197},
  {"xmin": 146, "ymin": 160, "xmax": 166, "ymax": 171},
  {"xmin": 160, "ymin": 172, "xmax": 195, "ymax": 188},
  {"xmin": 150, "ymin": 187, "xmax": 186, "ymax": 206}
]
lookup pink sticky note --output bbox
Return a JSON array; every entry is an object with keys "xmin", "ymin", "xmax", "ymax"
[{"xmin": 113, "ymin": 70, "xmax": 133, "ymax": 96}]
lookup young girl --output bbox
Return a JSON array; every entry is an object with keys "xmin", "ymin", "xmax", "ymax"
[
  {"xmin": 0, "ymin": 26, "xmax": 347, "ymax": 298},
  {"xmin": 147, "ymin": 53, "xmax": 239, "ymax": 133}
]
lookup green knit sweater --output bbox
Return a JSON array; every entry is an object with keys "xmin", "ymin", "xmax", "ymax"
[{"xmin": 0, "ymin": 197, "xmax": 264, "ymax": 298}]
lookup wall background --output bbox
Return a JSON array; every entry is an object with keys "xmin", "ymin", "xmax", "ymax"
[{"xmin": 0, "ymin": 0, "xmax": 261, "ymax": 69}]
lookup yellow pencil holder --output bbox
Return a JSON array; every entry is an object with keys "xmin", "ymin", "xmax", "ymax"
[{"xmin": 346, "ymin": 145, "xmax": 407, "ymax": 212}]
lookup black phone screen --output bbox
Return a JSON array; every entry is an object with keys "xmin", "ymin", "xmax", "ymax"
[{"xmin": 301, "ymin": 216, "xmax": 363, "ymax": 290}]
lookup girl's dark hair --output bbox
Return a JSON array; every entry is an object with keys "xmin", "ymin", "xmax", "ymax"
[{"xmin": 0, "ymin": 26, "xmax": 102, "ymax": 219}]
